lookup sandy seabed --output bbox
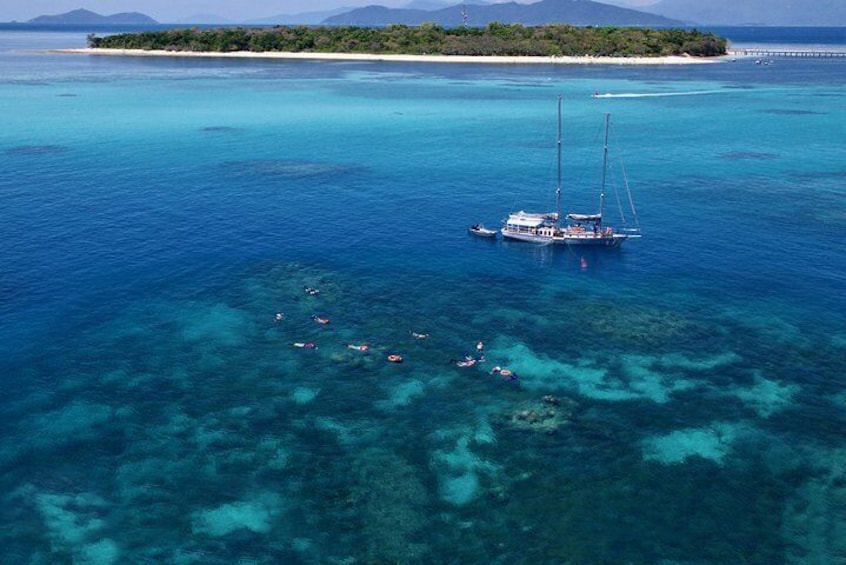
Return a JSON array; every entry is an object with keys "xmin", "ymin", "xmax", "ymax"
[{"xmin": 56, "ymin": 47, "xmax": 722, "ymax": 65}]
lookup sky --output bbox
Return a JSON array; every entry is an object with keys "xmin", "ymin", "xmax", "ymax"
[{"xmin": 1, "ymin": 0, "xmax": 653, "ymax": 24}]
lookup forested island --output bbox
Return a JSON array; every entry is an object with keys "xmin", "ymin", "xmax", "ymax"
[{"xmin": 87, "ymin": 24, "xmax": 727, "ymax": 58}]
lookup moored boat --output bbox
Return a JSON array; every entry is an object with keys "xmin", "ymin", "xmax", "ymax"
[
  {"xmin": 501, "ymin": 97, "xmax": 640, "ymax": 247},
  {"xmin": 468, "ymin": 223, "xmax": 498, "ymax": 238}
]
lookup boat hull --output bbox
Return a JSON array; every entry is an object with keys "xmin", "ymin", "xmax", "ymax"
[
  {"xmin": 468, "ymin": 227, "xmax": 498, "ymax": 238},
  {"xmin": 501, "ymin": 230, "xmax": 554, "ymax": 244},
  {"xmin": 558, "ymin": 234, "xmax": 627, "ymax": 247},
  {"xmin": 501, "ymin": 229, "xmax": 628, "ymax": 247}
]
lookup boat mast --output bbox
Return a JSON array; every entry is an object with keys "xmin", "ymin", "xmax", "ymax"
[
  {"xmin": 599, "ymin": 112, "xmax": 610, "ymax": 222},
  {"xmin": 556, "ymin": 96, "xmax": 562, "ymax": 225}
]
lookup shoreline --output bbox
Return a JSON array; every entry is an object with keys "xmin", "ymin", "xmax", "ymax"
[{"xmin": 55, "ymin": 48, "xmax": 723, "ymax": 65}]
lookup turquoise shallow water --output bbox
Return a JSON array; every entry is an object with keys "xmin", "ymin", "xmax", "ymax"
[{"xmin": 1, "ymin": 29, "xmax": 845, "ymax": 563}]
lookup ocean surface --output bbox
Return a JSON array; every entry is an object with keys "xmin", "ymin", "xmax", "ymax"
[{"xmin": 1, "ymin": 26, "xmax": 845, "ymax": 564}]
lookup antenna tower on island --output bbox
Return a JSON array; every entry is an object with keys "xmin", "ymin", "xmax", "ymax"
[{"xmin": 461, "ymin": 0, "xmax": 468, "ymax": 27}]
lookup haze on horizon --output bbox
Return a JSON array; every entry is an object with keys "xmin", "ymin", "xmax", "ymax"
[{"xmin": 1, "ymin": 0, "xmax": 655, "ymax": 24}]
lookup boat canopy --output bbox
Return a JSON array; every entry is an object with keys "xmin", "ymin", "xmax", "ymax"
[
  {"xmin": 506, "ymin": 214, "xmax": 548, "ymax": 228},
  {"xmin": 510, "ymin": 210, "xmax": 557, "ymax": 220},
  {"xmin": 566, "ymin": 213, "xmax": 602, "ymax": 222}
]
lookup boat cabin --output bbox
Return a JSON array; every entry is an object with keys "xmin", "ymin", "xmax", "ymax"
[{"xmin": 504, "ymin": 211, "xmax": 558, "ymax": 237}]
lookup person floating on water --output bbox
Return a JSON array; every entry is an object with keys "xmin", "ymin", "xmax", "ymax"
[
  {"xmin": 476, "ymin": 341, "xmax": 484, "ymax": 352},
  {"xmin": 303, "ymin": 286, "xmax": 320, "ymax": 296},
  {"xmin": 274, "ymin": 312, "xmax": 285, "ymax": 323},
  {"xmin": 293, "ymin": 342, "xmax": 317, "ymax": 349},
  {"xmin": 310, "ymin": 314, "xmax": 330, "ymax": 325},
  {"xmin": 491, "ymin": 366, "xmax": 518, "ymax": 381},
  {"xmin": 454, "ymin": 354, "xmax": 485, "ymax": 368},
  {"xmin": 410, "ymin": 331, "xmax": 429, "ymax": 339},
  {"xmin": 387, "ymin": 354, "xmax": 403, "ymax": 363},
  {"xmin": 346, "ymin": 344, "xmax": 369, "ymax": 352}
]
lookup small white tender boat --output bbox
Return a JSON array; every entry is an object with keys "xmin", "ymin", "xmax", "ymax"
[{"xmin": 468, "ymin": 223, "xmax": 498, "ymax": 238}]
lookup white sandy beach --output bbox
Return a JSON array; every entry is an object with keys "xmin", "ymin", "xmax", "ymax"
[{"xmin": 57, "ymin": 47, "xmax": 722, "ymax": 65}]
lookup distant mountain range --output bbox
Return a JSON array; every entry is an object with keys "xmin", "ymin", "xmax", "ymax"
[
  {"xmin": 244, "ymin": 8, "xmax": 354, "ymax": 26},
  {"xmin": 324, "ymin": 0, "xmax": 683, "ymax": 27},
  {"xmin": 648, "ymin": 0, "xmax": 846, "ymax": 26},
  {"xmin": 22, "ymin": 0, "xmax": 846, "ymax": 27},
  {"xmin": 28, "ymin": 9, "xmax": 158, "ymax": 25}
]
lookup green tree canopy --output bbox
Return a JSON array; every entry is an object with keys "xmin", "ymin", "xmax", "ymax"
[{"xmin": 88, "ymin": 24, "xmax": 727, "ymax": 58}]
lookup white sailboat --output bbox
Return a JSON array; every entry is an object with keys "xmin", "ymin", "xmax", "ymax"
[{"xmin": 501, "ymin": 96, "xmax": 640, "ymax": 247}]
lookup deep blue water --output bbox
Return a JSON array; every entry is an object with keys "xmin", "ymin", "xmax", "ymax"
[
  {"xmin": 711, "ymin": 25, "xmax": 846, "ymax": 46},
  {"xmin": 1, "ymin": 28, "xmax": 845, "ymax": 563}
]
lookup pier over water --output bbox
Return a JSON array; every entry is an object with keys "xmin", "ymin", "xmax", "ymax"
[{"xmin": 729, "ymin": 48, "xmax": 846, "ymax": 58}]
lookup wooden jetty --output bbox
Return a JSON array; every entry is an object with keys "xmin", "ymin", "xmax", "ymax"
[{"xmin": 729, "ymin": 49, "xmax": 846, "ymax": 59}]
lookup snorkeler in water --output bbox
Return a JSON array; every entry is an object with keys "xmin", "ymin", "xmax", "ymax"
[
  {"xmin": 310, "ymin": 314, "xmax": 330, "ymax": 325},
  {"xmin": 491, "ymin": 366, "xmax": 518, "ymax": 381},
  {"xmin": 454, "ymin": 354, "xmax": 485, "ymax": 368}
]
